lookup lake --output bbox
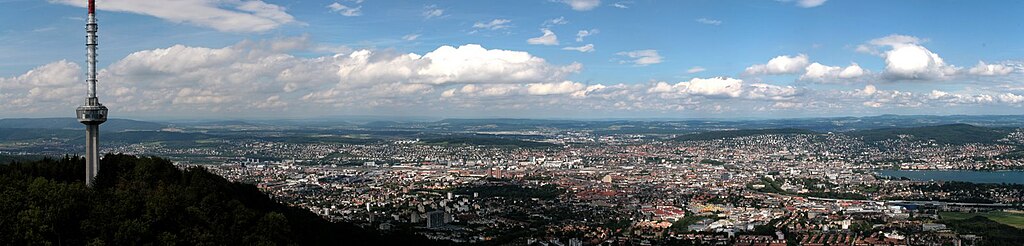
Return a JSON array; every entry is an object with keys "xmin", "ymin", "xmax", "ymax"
[{"xmin": 876, "ymin": 170, "xmax": 1024, "ymax": 184}]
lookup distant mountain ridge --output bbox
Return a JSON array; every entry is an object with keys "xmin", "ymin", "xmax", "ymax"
[
  {"xmin": 672, "ymin": 124, "xmax": 1017, "ymax": 146},
  {"xmin": 675, "ymin": 128, "xmax": 816, "ymax": 141},
  {"xmin": 0, "ymin": 118, "xmax": 167, "ymax": 132}
]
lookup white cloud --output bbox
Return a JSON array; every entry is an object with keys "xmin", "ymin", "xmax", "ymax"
[
  {"xmin": 327, "ymin": 2, "xmax": 362, "ymax": 17},
  {"xmin": 1, "ymin": 60, "xmax": 79, "ymax": 88},
  {"xmin": 796, "ymin": 0, "xmax": 827, "ymax": 8},
  {"xmin": 528, "ymin": 29, "xmax": 559, "ymax": 45},
  {"xmin": 800, "ymin": 62, "xmax": 865, "ymax": 82},
  {"xmin": 422, "ymin": 5, "xmax": 444, "ymax": 19},
  {"xmin": 555, "ymin": 0, "xmax": 601, "ymax": 11},
  {"xmin": 49, "ymin": 0, "xmax": 296, "ymax": 33},
  {"xmin": 612, "ymin": 1, "xmax": 632, "ymax": 8},
  {"xmin": 648, "ymin": 77, "xmax": 744, "ymax": 98},
  {"xmin": 544, "ymin": 16, "xmax": 569, "ymax": 26},
  {"xmin": 856, "ymin": 34, "xmax": 958, "ymax": 80},
  {"xmin": 402, "ymin": 34, "xmax": 421, "ymax": 41},
  {"xmin": 563, "ymin": 44, "xmax": 595, "ymax": 53},
  {"xmin": 0, "ymin": 38, "xmax": 578, "ymax": 115},
  {"xmin": 882, "ymin": 43, "xmax": 957, "ymax": 80},
  {"xmin": 527, "ymin": 81, "xmax": 586, "ymax": 95},
  {"xmin": 696, "ymin": 18, "xmax": 721, "ymax": 25},
  {"xmin": 687, "ymin": 66, "xmax": 706, "ymax": 74},
  {"xmin": 839, "ymin": 64, "xmax": 866, "ymax": 79},
  {"xmin": 647, "ymin": 77, "xmax": 799, "ymax": 102},
  {"xmin": 968, "ymin": 61, "xmax": 1014, "ymax": 76},
  {"xmin": 744, "ymin": 54, "xmax": 809, "ymax": 75},
  {"xmin": 473, "ymin": 19, "xmax": 512, "ymax": 30},
  {"xmin": 10, "ymin": 33, "xmax": 1024, "ymax": 117},
  {"xmin": 684, "ymin": 79, "xmax": 742, "ymax": 97},
  {"xmin": 0, "ymin": 60, "xmax": 81, "ymax": 111},
  {"xmin": 779, "ymin": 0, "xmax": 827, "ymax": 8},
  {"xmin": 857, "ymin": 35, "xmax": 1016, "ymax": 80},
  {"xmin": 998, "ymin": 93, "xmax": 1024, "ymax": 104},
  {"xmin": 745, "ymin": 83, "xmax": 801, "ymax": 101},
  {"xmin": 617, "ymin": 50, "xmax": 662, "ymax": 66},
  {"xmin": 576, "ymin": 29, "xmax": 599, "ymax": 42}
]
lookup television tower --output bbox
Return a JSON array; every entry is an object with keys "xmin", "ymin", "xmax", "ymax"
[{"xmin": 76, "ymin": 0, "xmax": 108, "ymax": 187}]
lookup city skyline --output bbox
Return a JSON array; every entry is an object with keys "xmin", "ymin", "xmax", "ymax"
[{"xmin": 2, "ymin": 0, "xmax": 1023, "ymax": 119}]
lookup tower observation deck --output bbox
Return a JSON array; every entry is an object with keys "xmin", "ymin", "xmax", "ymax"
[{"xmin": 76, "ymin": 0, "xmax": 107, "ymax": 186}]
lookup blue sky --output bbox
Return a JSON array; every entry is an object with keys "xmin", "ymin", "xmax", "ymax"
[{"xmin": 1, "ymin": 0, "xmax": 1023, "ymax": 119}]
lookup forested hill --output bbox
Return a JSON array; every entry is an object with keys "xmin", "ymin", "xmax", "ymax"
[
  {"xmin": 0, "ymin": 155, "xmax": 436, "ymax": 245},
  {"xmin": 848, "ymin": 123, "xmax": 1013, "ymax": 145}
]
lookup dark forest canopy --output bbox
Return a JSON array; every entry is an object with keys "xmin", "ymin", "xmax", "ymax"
[
  {"xmin": 0, "ymin": 155, "xmax": 437, "ymax": 245},
  {"xmin": 848, "ymin": 123, "xmax": 1013, "ymax": 145}
]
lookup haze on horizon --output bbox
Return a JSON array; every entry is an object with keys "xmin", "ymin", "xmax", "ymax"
[{"xmin": 1, "ymin": 0, "xmax": 1023, "ymax": 120}]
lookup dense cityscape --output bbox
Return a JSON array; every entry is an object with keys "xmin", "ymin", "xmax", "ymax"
[{"xmin": 4, "ymin": 117, "xmax": 1022, "ymax": 245}]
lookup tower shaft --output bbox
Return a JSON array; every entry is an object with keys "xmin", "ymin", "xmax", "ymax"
[
  {"xmin": 77, "ymin": 0, "xmax": 107, "ymax": 187},
  {"xmin": 85, "ymin": 125, "xmax": 99, "ymax": 185}
]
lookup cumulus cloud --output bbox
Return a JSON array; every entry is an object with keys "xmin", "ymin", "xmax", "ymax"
[
  {"xmin": 327, "ymin": 2, "xmax": 362, "ymax": 17},
  {"xmin": 0, "ymin": 38, "xmax": 575, "ymax": 115},
  {"xmin": 883, "ymin": 44, "xmax": 958, "ymax": 80},
  {"xmin": 8, "ymin": 33, "xmax": 1024, "ymax": 117},
  {"xmin": 648, "ymin": 77, "xmax": 744, "ymax": 98},
  {"xmin": 0, "ymin": 60, "xmax": 81, "ymax": 111},
  {"xmin": 49, "ymin": 0, "xmax": 296, "ymax": 33},
  {"xmin": 563, "ymin": 44, "xmax": 595, "ymax": 53},
  {"xmin": 857, "ymin": 34, "xmax": 958, "ymax": 80},
  {"xmin": 843, "ymin": 85, "xmax": 920, "ymax": 108},
  {"xmin": 617, "ymin": 50, "xmax": 662, "ymax": 66},
  {"xmin": 527, "ymin": 29, "xmax": 559, "ymax": 45},
  {"xmin": 744, "ymin": 54, "xmax": 809, "ymax": 75},
  {"xmin": 555, "ymin": 0, "xmax": 601, "ymax": 11},
  {"xmin": 800, "ymin": 62, "xmax": 866, "ymax": 82},
  {"xmin": 527, "ymin": 81, "xmax": 586, "ymax": 95},
  {"xmin": 439, "ymin": 82, "xmax": 597, "ymax": 98},
  {"xmin": 647, "ymin": 77, "xmax": 801, "ymax": 102},
  {"xmin": 473, "ymin": 19, "xmax": 512, "ymax": 30},
  {"xmin": 968, "ymin": 61, "xmax": 1014, "ymax": 76}
]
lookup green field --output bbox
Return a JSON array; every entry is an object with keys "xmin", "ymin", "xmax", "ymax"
[{"xmin": 940, "ymin": 211, "xmax": 1024, "ymax": 229}]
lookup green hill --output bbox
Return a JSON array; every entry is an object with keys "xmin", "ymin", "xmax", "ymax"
[
  {"xmin": 848, "ymin": 123, "xmax": 1012, "ymax": 145},
  {"xmin": 675, "ymin": 128, "xmax": 815, "ymax": 141},
  {"xmin": 0, "ymin": 155, "xmax": 435, "ymax": 245}
]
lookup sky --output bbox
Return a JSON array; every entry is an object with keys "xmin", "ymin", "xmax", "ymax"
[{"xmin": 1, "ymin": 0, "xmax": 1023, "ymax": 120}]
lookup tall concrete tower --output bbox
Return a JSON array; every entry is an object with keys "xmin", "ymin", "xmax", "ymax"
[{"xmin": 76, "ymin": 0, "xmax": 107, "ymax": 187}]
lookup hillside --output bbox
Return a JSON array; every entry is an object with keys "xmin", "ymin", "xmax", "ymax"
[
  {"xmin": 675, "ymin": 128, "xmax": 816, "ymax": 141},
  {"xmin": 421, "ymin": 136, "xmax": 558, "ymax": 148},
  {"xmin": 848, "ymin": 123, "xmax": 1012, "ymax": 145},
  {"xmin": 0, "ymin": 155, "xmax": 435, "ymax": 245}
]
